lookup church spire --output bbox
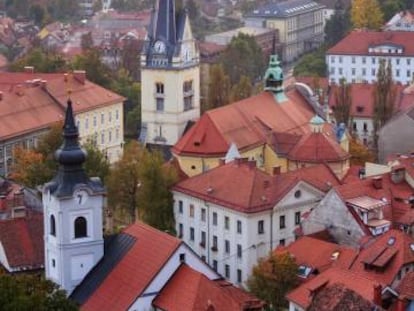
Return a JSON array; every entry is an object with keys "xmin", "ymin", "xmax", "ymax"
[
  {"xmin": 46, "ymin": 99, "xmax": 103, "ymax": 197},
  {"xmin": 263, "ymin": 54, "xmax": 287, "ymax": 102}
]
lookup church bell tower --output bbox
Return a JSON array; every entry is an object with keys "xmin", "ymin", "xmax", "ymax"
[
  {"xmin": 43, "ymin": 99, "xmax": 105, "ymax": 295},
  {"xmin": 140, "ymin": 0, "xmax": 200, "ymax": 147}
]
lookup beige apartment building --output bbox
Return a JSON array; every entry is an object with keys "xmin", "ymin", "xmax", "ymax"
[
  {"xmin": 0, "ymin": 70, "xmax": 125, "ymax": 176},
  {"xmin": 244, "ymin": 0, "xmax": 325, "ymax": 63}
]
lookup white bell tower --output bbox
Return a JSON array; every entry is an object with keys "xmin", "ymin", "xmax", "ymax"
[{"xmin": 43, "ymin": 99, "xmax": 105, "ymax": 295}]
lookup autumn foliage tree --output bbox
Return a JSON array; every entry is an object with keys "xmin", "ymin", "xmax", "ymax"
[
  {"xmin": 230, "ymin": 75, "xmax": 253, "ymax": 102},
  {"xmin": 333, "ymin": 78, "xmax": 352, "ymax": 128},
  {"xmin": 247, "ymin": 252, "xmax": 298, "ymax": 310},
  {"xmin": 204, "ymin": 64, "xmax": 231, "ymax": 112},
  {"xmin": 349, "ymin": 138, "xmax": 376, "ymax": 165},
  {"xmin": 351, "ymin": 0, "xmax": 384, "ymax": 30}
]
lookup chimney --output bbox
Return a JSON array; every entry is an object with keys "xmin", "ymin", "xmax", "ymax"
[
  {"xmin": 372, "ymin": 176, "xmax": 383, "ymax": 189},
  {"xmin": 373, "ymin": 284, "xmax": 382, "ymax": 307},
  {"xmin": 396, "ymin": 297, "xmax": 406, "ymax": 311},
  {"xmin": 272, "ymin": 166, "xmax": 281, "ymax": 175},
  {"xmin": 41, "ymin": 80, "xmax": 47, "ymax": 89},
  {"xmin": 24, "ymin": 66, "xmax": 34, "ymax": 73},
  {"xmin": 73, "ymin": 70, "xmax": 86, "ymax": 84}
]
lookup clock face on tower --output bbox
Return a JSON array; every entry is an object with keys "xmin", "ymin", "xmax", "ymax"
[
  {"xmin": 154, "ymin": 40, "xmax": 166, "ymax": 54},
  {"xmin": 74, "ymin": 189, "xmax": 89, "ymax": 205}
]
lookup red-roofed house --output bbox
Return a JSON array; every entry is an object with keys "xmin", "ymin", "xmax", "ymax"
[
  {"xmin": 326, "ymin": 30, "xmax": 414, "ymax": 84},
  {"xmin": 0, "ymin": 71, "xmax": 125, "ymax": 176},
  {"xmin": 70, "ymin": 221, "xmax": 262, "ymax": 311},
  {"xmin": 172, "ymin": 159, "xmax": 340, "ymax": 285}
]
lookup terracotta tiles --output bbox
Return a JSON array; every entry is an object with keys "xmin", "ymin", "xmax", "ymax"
[{"xmin": 397, "ymin": 271, "xmax": 414, "ymax": 299}]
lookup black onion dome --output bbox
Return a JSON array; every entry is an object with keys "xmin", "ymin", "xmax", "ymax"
[{"xmin": 55, "ymin": 99, "xmax": 87, "ymax": 166}]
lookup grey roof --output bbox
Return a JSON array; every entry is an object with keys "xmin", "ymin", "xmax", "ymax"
[
  {"xmin": 245, "ymin": 0, "xmax": 325, "ymax": 18},
  {"xmin": 70, "ymin": 233, "xmax": 136, "ymax": 305}
]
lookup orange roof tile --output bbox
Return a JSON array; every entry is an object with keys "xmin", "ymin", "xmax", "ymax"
[
  {"xmin": 350, "ymin": 229, "xmax": 414, "ymax": 285},
  {"xmin": 153, "ymin": 265, "xmax": 264, "ymax": 311},
  {"xmin": 286, "ymin": 267, "xmax": 379, "ymax": 309},
  {"xmin": 0, "ymin": 212, "xmax": 44, "ymax": 271},
  {"xmin": 172, "ymin": 89, "xmax": 315, "ymax": 157},
  {"xmin": 288, "ymin": 132, "xmax": 350, "ymax": 162},
  {"xmin": 327, "ymin": 30, "xmax": 414, "ymax": 56},
  {"xmin": 81, "ymin": 222, "xmax": 181, "ymax": 311},
  {"xmin": 173, "ymin": 160, "xmax": 340, "ymax": 213},
  {"xmin": 283, "ymin": 236, "xmax": 357, "ymax": 273},
  {"xmin": 397, "ymin": 271, "xmax": 414, "ymax": 299}
]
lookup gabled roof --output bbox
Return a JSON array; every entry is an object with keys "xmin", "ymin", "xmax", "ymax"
[
  {"xmin": 282, "ymin": 236, "xmax": 357, "ymax": 273},
  {"xmin": 0, "ymin": 212, "xmax": 44, "ymax": 271},
  {"xmin": 287, "ymin": 131, "xmax": 350, "ymax": 162},
  {"xmin": 245, "ymin": 0, "xmax": 324, "ymax": 18},
  {"xmin": 286, "ymin": 267, "xmax": 379, "ymax": 309},
  {"xmin": 77, "ymin": 222, "xmax": 181, "ymax": 311},
  {"xmin": 327, "ymin": 30, "xmax": 414, "ymax": 56},
  {"xmin": 172, "ymin": 90, "xmax": 315, "ymax": 157},
  {"xmin": 153, "ymin": 264, "xmax": 265, "ymax": 311},
  {"xmin": 173, "ymin": 160, "xmax": 340, "ymax": 213},
  {"xmin": 350, "ymin": 229, "xmax": 414, "ymax": 285}
]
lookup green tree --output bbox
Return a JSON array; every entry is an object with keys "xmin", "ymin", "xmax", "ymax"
[
  {"xmin": 219, "ymin": 33, "xmax": 265, "ymax": 85},
  {"xmin": 125, "ymin": 105, "xmax": 141, "ymax": 138},
  {"xmin": 333, "ymin": 78, "xmax": 352, "ymax": 128},
  {"xmin": 293, "ymin": 48, "xmax": 327, "ymax": 77},
  {"xmin": 204, "ymin": 64, "xmax": 231, "ymax": 112},
  {"xmin": 138, "ymin": 151, "xmax": 177, "ymax": 233},
  {"xmin": 81, "ymin": 32, "xmax": 94, "ymax": 52},
  {"xmin": 9, "ymin": 48, "xmax": 67, "ymax": 73},
  {"xmin": 247, "ymin": 252, "xmax": 298, "ymax": 311},
  {"xmin": 29, "ymin": 4, "xmax": 46, "ymax": 26},
  {"xmin": 230, "ymin": 75, "xmax": 253, "ymax": 102},
  {"xmin": 373, "ymin": 58, "xmax": 397, "ymax": 149},
  {"xmin": 0, "ymin": 273, "xmax": 78, "ymax": 311},
  {"xmin": 380, "ymin": 0, "xmax": 404, "ymax": 21},
  {"xmin": 83, "ymin": 140, "xmax": 110, "ymax": 183},
  {"xmin": 351, "ymin": 0, "xmax": 384, "ymax": 30},
  {"xmin": 324, "ymin": 1, "xmax": 350, "ymax": 47},
  {"xmin": 70, "ymin": 48, "xmax": 112, "ymax": 88}
]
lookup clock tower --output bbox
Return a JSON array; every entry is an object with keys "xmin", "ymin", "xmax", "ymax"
[
  {"xmin": 43, "ymin": 99, "xmax": 105, "ymax": 295},
  {"xmin": 140, "ymin": 0, "xmax": 200, "ymax": 147}
]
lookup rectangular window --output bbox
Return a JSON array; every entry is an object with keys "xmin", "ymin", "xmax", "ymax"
[
  {"xmin": 189, "ymin": 204, "xmax": 194, "ymax": 218},
  {"xmin": 372, "ymin": 57, "xmax": 376, "ymax": 64},
  {"xmin": 237, "ymin": 269, "xmax": 242, "ymax": 283},
  {"xmin": 178, "ymin": 223, "xmax": 183, "ymax": 238},
  {"xmin": 396, "ymin": 69, "xmax": 400, "ymax": 77},
  {"xmin": 279, "ymin": 239, "xmax": 286, "ymax": 246},
  {"xmin": 362, "ymin": 68, "xmax": 366, "ymax": 75},
  {"xmin": 213, "ymin": 212, "xmax": 217, "ymax": 226},
  {"xmin": 178, "ymin": 201, "xmax": 183, "ymax": 214},
  {"xmin": 237, "ymin": 220, "xmax": 242, "ymax": 234},
  {"xmin": 351, "ymin": 57, "xmax": 355, "ymax": 64},
  {"xmin": 85, "ymin": 118, "xmax": 89, "ymax": 129},
  {"xmin": 362, "ymin": 57, "xmax": 366, "ymax": 64},
  {"xmin": 237, "ymin": 244, "xmax": 242, "ymax": 258},
  {"xmin": 396, "ymin": 58, "xmax": 400, "ymax": 65},
  {"xmin": 330, "ymin": 67, "xmax": 335, "ymax": 75},
  {"xmin": 212, "ymin": 235, "xmax": 218, "ymax": 251},
  {"xmin": 101, "ymin": 133, "xmax": 105, "ymax": 145},
  {"xmin": 339, "ymin": 68, "xmax": 343, "ymax": 75},
  {"xmin": 351, "ymin": 68, "xmax": 356, "ymax": 75},
  {"xmin": 225, "ymin": 264, "xmax": 230, "ymax": 278},
  {"xmin": 407, "ymin": 58, "xmax": 411, "ymax": 65},
  {"xmin": 183, "ymin": 80, "xmax": 194, "ymax": 111},
  {"xmin": 225, "ymin": 240, "xmax": 230, "ymax": 253},
  {"xmin": 280, "ymin": 215, "xmax": 286, "ymax": 229},
  {"xmin": 339, "ymin": 56, "xmax": 342, "ymax": 63},
  {"xmin": 156, "ymin": 98, "xmax": 164, "ymax": 111},
  {"xmin": 295, "ymin": 211, "xmax": 301, "ymax": 225},
  {"xmin": 372, "ymin": 68, "xmax": 376, "ymax": 76},
  {"xmin": 353, "ymin": 122, "xmax": 357, "ymax": 131},
  {"xmin": 201, "ymin": 208, "xmax": 206, "ymax": 222},
  {"xmin": 213, "ymin": 260, "xmax": 218, "ymax": 271},
  {"xmin": 109, "ymin": 111, "xmax": 112, "ymax": 122},
  {"xmin": 363, "ymin": 122, "xmax": 368, "ymax": 132},
  {"xmin": 190, "ymin": 227, "xmax": 194, "ymax": 241},
  {"xmin": 116, "ymin": 109, "xmax": 119, "ymax": 120},
  {"xmin": 101, "ymin": 113, "xmax": 104, "ymax": 125},
  {"xmin": 200, "ymin": 231, "xmax": 206, "ymax": 248},
  {"xmin": 407, "ymin": 70, "xmax": 411, "ymax": 78},
  {"xmin": 93, "ymin": 115, "xmax": 97, "ymax": 127},
  {"xmin": 258, "ymin": 220, "xmax": 264, "ymax": 234},
  {"xmin": 224, "ymin": 216, "xmax": 230, "ymax": 230},
  {"xmin": 331, "ymin": 56, "xmax": 335, "ymax": 63}
]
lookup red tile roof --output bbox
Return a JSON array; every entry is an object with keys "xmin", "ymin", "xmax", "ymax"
[
  {"xmin": 286, "ymin": 267, "xmax": 379, "ymax": 309},
  {"xmin": 327, "ymin": 30, "xmax": 414, "ymax": 56},
  {"xmin": 173, "ymin": 160, "xmax": 340, "ymax": 213},
  {"xmin": 282, "ymin": 236, "xmax": 357, "ymax": 273},
  {"xmin": 172, "ymin": 89, "xmax": 315, "ymax": 157},
  {"xmin": 287, "ymin": 131, "xmax": 350, "ymax": 162},
  {"xmin": 350, "ymin": 229, "xmax": 414, "ymax": 285},
  {"xmin": 0, "ymin": 211, "xmax": 44, "ymax": 271},
  {"xmin": 0, "ymin": 72, "xmax": 124, "ymax": 140},
  {"xmin": 81, "ymin": 222, "xmax": 181, "ymax": 311},
  {"xmin": 397, "ymin": 271, "xmax": 414, "ymax": 299},
  {"xmin": 153, "ymin": 264, "xmax": 264, "ymax": 311}
]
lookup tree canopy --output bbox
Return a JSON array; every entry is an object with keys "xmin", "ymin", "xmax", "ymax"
[
  {"xmin": 324, "ymin": 1, "xmax": 350, "ymax": 48},
  {"xmin": 0, "ymin": 273, "xmax": 78, "ymax": 311},
  {"xmin": 351, "ymin": 0, "xmax": 384, "ymax": 30},
  {"xmin": 247, "ymin": 252, "xmax": 298, "ymax": 310},
  {"xmin": 333, "ymin": 78, "xmax": 352, "ymax": 128},
  {"xmin": 293, "ymin": 48, "xmax": 327, "ymax": 77}
]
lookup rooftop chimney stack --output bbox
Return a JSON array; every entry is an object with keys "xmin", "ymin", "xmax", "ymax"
[{"xmin": 73, "ymin": 70, "xmax": 86, "ymax": 85}]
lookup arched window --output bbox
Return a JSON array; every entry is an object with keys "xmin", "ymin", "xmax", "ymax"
[
  {"xmin": 74, "ymin": 216, "xmax": 87, "ymax": 238},
  {"xmin": 50, "ymin": 215, "xmax": 56, "ymax": 236}
]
